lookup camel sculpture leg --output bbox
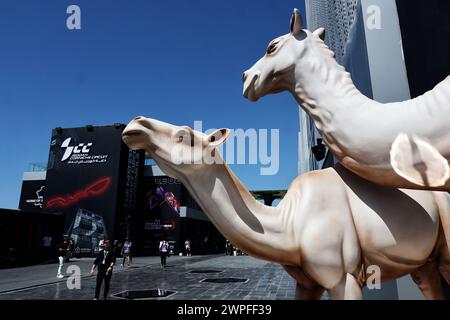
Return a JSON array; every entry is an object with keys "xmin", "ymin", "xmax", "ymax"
[
  {"xmin": 437, "ymin": 231, "xmax": 450, "ymax": 293},
  {"xmin": 410, "ymin": 227, "xmax": 450, "ymax": 299},
  {"xmin": 411, "ymin": 259, "xmax": 444, "ymax": 299},
  {"xmin": 283, "ymin": 264, "xmax": 362, "ymax": 300},
  {"xmin": 328, "ymin": 273, "xmax": 363, "ymax": 300},
  {"xmin": 283, "ymin": 265, "xmax": 325, "ymax": 300},
  {"xmin": 295, "ymin": 283, "xmax": 325, "ymax": 300}
]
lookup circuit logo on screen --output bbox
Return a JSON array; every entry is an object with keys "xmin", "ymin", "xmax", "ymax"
[
  {"xmin": 61, "ymin": 138, "xmax": 93, "ymax": 161},
  {"xmin": 46, "ymin": 177, "xmax": 112, "ymax": 208}
]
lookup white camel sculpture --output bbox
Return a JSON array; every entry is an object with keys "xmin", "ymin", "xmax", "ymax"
[
  {"xmin": 242, "ymin": 8, "xmax": 450, "ymax": 191},
  {"xmin": 122, "ymin": 116, "xmax": 450, "ymax": 299}
]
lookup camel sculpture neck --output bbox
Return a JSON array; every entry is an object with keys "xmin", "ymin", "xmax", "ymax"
[
  {"xmin": 292, "ymin": 46, "xmax": 375, "ymax": 159},
  {"xmin": 284, "ymin": 38, "xmax": 450, "ymax": 190},
  {"xmin": 179, "ymin": 161, "xmax": 300, "ymax": 266}
]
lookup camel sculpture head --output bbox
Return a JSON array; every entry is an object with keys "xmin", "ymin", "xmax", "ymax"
[
  {"xmin": 243, "ymin": 8, "xmax": 326, "ymax": 102},
  {"xmin": 122, "ymin": 116, "xmax": 230, "ymax": 179}
]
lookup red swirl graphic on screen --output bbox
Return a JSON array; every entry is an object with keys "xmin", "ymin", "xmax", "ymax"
[{"xmin": 46, "ymin": 177, "xmax": 112, "ymax": 208}]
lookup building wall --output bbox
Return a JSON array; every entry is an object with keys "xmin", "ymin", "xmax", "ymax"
[
  {"xmin": 0, "ymin": 209, "xmax": 64, "ymax": 268},
  {"xmin": 19, "ymin": 172, "xmax": 46, "ymax": 213},
  {"xmin": 305, "ymin": 0, "xmax": 358, "ymax": 64},
  {"xmin": 301, "ymin": 0, "xmax": 360, "ymax": 173},
  {"xmin": 302, "ymin": 0, "xmax": 410, "ymax": 172},
  {"xmin": 361, "ymin": 0, "xmax": 410, "ymax": 103},
  {"xmin": 396, "ymin": 0, "xmax": 450, "ymax": 97}
]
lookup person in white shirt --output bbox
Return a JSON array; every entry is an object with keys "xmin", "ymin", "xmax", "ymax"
[
  {"xmin": 56, "ymin": 239, "xmax": 69, "ymax": 278},
  {"xmin": 159, "ymin": 240, "xmax": 169, "ymax": 268},
  {"xmin": 184, "ymin": 239, "xmax": 191, "ymax": 256}
]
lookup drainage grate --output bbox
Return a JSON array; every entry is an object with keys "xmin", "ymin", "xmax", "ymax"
[
  {"xmin": 112, "ymin": 289, "xmax": 176, "ymax": 300},
  {"xmin": 190, "ymin": 270, "xmax": 222, "ymax": 274},
  {"xmin": 201, "ymin": 278, "xmax": 248, "ymax": 284}
]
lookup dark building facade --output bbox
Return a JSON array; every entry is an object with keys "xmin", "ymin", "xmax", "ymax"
[
  {"xmin": 396, "ymin": 0, "xmax": 450, "ymax": 99},
  {"xmin": 18, "ymin": 124, "xmax": 224, "ymax": 257},
  {"xmin": 33, "ymin": 124, "xmax": 144, "ymax": 256},
  {"xmin": 138, "ymin": 166, "xmax": 225, "ymax": 256},
  {"xmin": 0, "ymin": 209, "xmax": 64, "ymax": 268}
]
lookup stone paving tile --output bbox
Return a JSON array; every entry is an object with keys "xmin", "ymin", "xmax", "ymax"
[{"xmin": 0, "ymin": 255, "xmax": 297, "ymax": 300}]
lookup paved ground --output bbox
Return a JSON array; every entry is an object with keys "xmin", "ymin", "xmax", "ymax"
[{"xmin": 0, "ymin": 255, "xmax": 298, "ymax": 300}]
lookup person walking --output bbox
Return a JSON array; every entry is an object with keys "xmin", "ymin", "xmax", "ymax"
[
  {"xmin": 91, "ymin": 239, "xmax": 116, "ymax": 300},
  {"xmin": 121, "ymin": 238, "xmax": 133, "ymax": 267},
  {"xmin": 184, "ymin": 239, "xmax": 192, "ymax": 257},
  {"xmin": 56, "ymin": 239, "xmax": 69, "ymax": 278},
  {"xmin": 159, "ymin": 240, "xmax": 169, "ymax": 268},
  {"xmin": 65, "ymin": 238, "xmax": 74, "ymax": 262},
  {"xmin": 225, "ymin": 240, "xmax": 232, "ymax": 256}
]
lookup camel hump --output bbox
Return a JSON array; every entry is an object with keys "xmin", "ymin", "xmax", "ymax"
[
  {"xmin": 390, "ymin": 133, "xmax": 450, "ymax": 187},
  {"xmin": 289, "ymin": 167, "xmax": 346, "ymax": 198}
]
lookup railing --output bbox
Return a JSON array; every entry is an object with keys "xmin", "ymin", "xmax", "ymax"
[{"xmin": 27, "ymin": 162, "xmax": 47, "ymax": 172}]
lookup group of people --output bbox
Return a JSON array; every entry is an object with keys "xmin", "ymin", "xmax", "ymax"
[
  {"xmin": 54, "ymin": 237, "xmax": 197, "ymax": 299},
  {"xmin": 225, "ymin": 240, "xmax": 244, "ymax": 256}
]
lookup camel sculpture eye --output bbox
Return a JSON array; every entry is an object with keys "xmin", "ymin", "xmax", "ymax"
[
  {"xmin": 176, "ymin": 129, "xmax": 195, "ymax": 146},
  {"xmin": 267, "ymin": 43, "xmax": 277, "ymax": 54}
]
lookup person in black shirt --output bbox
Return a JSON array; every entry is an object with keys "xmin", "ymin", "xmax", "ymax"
[
  {"xmin": 91, "ymin": 239, "xmax": 116, "ymax": 300},
  {"xmin": 65, "ymin": 239, "xmax": 74, "ymax": 263}
]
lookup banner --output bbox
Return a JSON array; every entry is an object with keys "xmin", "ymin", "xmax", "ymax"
[
  {"xmin": 142, "ymin": 175, "xmax": 182, "ymax": 253},
  {"xmin": 19, "ymin": 180, "xmax": 46, "ymax": 213},
  {"xmin": 44, "ymin": 125, "xmax": 126, "ymax": 256}
]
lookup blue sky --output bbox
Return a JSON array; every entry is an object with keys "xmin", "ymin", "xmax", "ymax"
[{"xmin": 0, "ymin": 0, "xmax": 306, "ymax": 210}]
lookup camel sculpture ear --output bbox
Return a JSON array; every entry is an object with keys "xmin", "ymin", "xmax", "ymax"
[
  {"xmin": 206, "ymin": 128, "xmax": 230, "ymax": 147},
  {"xmin": 290, "ymin": 8, "xmax": 303, "ymax": 35},
  {"xmin": 314, "ymin": 27, "xmax": 326, "ymax": 40}
]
